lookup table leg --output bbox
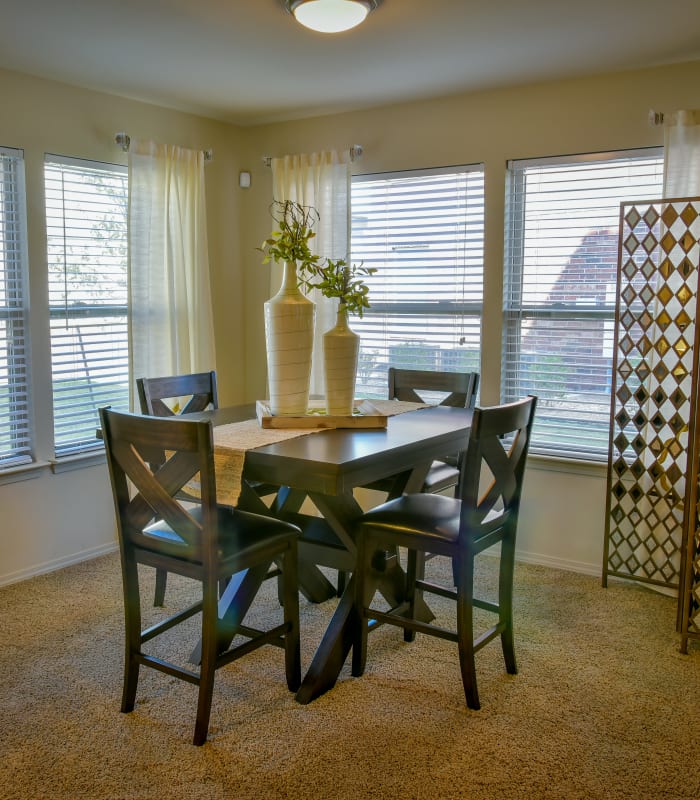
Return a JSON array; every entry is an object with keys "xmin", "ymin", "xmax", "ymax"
[
  {"xmin": 294, "ymin": 547, "xmax": 434, "ymax": 704},
  {"xmin": 188, "ymin": 561, "xmax": 271, "ymax": 664},
  {"xmin": 239, "ymin": 481, "xmax": 336, "ymax": 604},
  {"xmin": 373, "ymin": 548, "xmax": 434, "ymax": 623},
  {"xmin": 295, "ymin": 574, "xmax": 357, "ymax": 704}
]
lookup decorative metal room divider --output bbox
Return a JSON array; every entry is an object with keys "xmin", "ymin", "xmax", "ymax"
[{"xmin": 602, "ymin": 196, "xmax": 700, "ymax": 650}]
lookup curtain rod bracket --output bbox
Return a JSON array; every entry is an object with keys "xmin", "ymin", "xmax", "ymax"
[{"xmin": 115, "ymin": 132, "xmax": 130, "ymax": 152}]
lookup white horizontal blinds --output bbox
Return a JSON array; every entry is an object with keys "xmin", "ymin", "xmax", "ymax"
[
  {"xmin": 0, "ymin": 148, "xmax": 31, "ymax": 468},
  {"xmin": 503, "ymin": 148, "xmax": 664, "ymax": 459},
  {"xmin": 45, "ymin": 156, "xmax": 129, "ymax": 458},
  {"xmin": 351, "ymin": 166, "xmax": 485, "ymax": 399}
]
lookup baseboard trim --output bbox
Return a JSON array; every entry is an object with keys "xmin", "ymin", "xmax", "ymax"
[
  {"xmin": 514, "ymin": 548, "xmax": 601, "ymax": 578},
  {"xmin": 0, "ymin": 541, "xmax": 119, "ymax": 588},
  {"xmin": 1, "ymin": 542, "xmax": 601, "ymax": 588}
]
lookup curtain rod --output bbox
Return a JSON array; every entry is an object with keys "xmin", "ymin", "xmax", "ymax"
[
  {"xmin": 262, "ymin": 145, "xmax": 363, "ymax": 167},
  {"xmin": 115, "ymin": 132, "xmax": 213, "ymax": 162}
]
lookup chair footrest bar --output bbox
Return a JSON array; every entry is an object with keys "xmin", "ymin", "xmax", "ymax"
[
  {"xmin": 235, "ymin": 623, "xmax": 287, "ymax": 649},
  {"xmin": 416, "ymin": 579, "xmax": 457, "ymax": 601},
  {"xmin": 366, "ymin": 601, "xmax": 411, "ymax": 631},
  {"xmin": 473, "ymin": 622, "xmax": 506, "ymax": 652},
  {"xmin": 217, "ymin": 622, "xmax": 291, "ymax": 668},
  {"xmin": 472, "ymin": 598, "xmax": 499, "ymax": 614},
  {"xmin": 141, "ymin": 601, "xmax": 203, "ymax": 643},
  {"xmin": 137, "ymin": 653, "xmax": 201, "ymax": 685},
  {"xmin": 365, "ymin": 607, "xmax": 459, "ymax": 643}
]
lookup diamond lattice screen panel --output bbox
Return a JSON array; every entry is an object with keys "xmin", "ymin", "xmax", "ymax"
[{"xmin": 604, "ymin": 198, "xmax": 700, "ymax": 627}]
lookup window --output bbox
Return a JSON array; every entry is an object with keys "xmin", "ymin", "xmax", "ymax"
[
  {"xmin": 351, "ymin": 166, "xmax": 485, "ymax": 399},
  {"xmin": 44, "ymin": 156, "xmax": 129, "ymax": 458},
  {"xmin": 503, "ymin": 148, "xmax": 664, "ymax": 460},
  {"xmin": 0, "ymin": 147, "xmax": 31, "ymax": 468}
]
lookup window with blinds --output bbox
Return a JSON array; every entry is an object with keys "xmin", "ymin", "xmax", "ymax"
[
  {"xmin": 503, "ymin": 148, "xmax": 664, "ymax": 460},
  {"xmin": 351, "ymin": 166, "xmax": 485, "ymax": 399},
  {"xmin": 0, "ymin": 147, "xmax": 32, "ymax": 469},
  {"xmin": 45, "ymin": 156, "xmax": 129, "ymax": 458}
]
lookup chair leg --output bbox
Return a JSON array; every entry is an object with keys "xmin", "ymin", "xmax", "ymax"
[
  {"xmin": 336, "ymin": 570, "xmax": 347, "ymax": 596},
  {"xmin": 499, "ymin": 529, "xmax": 518, "ymax": 675},
  {"xmin": 193, "ymin": 581, "xmax": 219, "ymax": 746},
  {"xmin": 282, "ymin": 544, "xmax": 301, "ymax": 691},
  {"xmin": 455, "ymin": 553, "xmax": 480, "ymax": 710},
  {"xmin": 121, "ymin": 555, "xmax": 141, "ymax": 713},
  {"xmin": 153, "ymin": 567, "xmax": 167, "ymax": 607},
  {"xmin": 351, "ymin": 534, "xmax": 370, "ymax": 677},
  {"xmin": 403, "ymin": 549, "xmax": 418, "ymax": 643}
]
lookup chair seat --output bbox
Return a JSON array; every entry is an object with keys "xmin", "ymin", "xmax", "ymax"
[
  {"xmin": 360, "ymin": 492, "xmax": 461, "ymax": 546},
  {"xmin": 141, "ymin": 506, "xmax": 298, "ymax": 566}
]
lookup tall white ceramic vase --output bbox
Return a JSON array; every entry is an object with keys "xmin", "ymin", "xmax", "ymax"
[
  {"xmin": 264, "ymin": 262, "xmax": 315, "ymax": 416},
  {"xmin": 323, "ymin": 305, "xmax": 360, "ymax": 416}
]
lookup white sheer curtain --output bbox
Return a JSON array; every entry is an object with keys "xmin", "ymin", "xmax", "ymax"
[
  {"xmin": 664, "ymin": 109, "xmax": 700, "ymax": 196},
  {"xmin": 128, "ymin": 139, "xmax": 216, "ymax": 403},
  {"xmin": 271, "ymin": 151, "xmax": 350, "ymax": 396}
]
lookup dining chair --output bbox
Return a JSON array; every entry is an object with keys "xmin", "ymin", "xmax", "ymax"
[
  {"xmin": 364, "ymin": 368, "xmax": 480, "ymax": 498},
  {"xmin": 389, "ymin": 367, "xmax": 480, "ymax": 494},
  {"xmin": 137, "ymin": 370, "xmax": 219, "ymax": 417},
  {"xmin": 100, "ymin": 407, "xmax": 301, "ymax": 746},
  {"xmin": 136, "ymin": 371, "xmax": 219, "ymax": 606},
  {"xmin": 351, "ymin": 395, "xmax": 537, "ymax": 710},
  {"xmin": 338, "ymin": 367, "xmax": 481, "ymax": 596}
]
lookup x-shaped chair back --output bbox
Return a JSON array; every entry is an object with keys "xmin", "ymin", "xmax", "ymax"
[
  {"xmin": 389, "ymin": 367, "xmax": 479, "ymax": 408},
  {"xmin": 137, "ymin": 371, "xmax": 218, "ymax": 418},
  {"xmin": 102, "ymin": 409, "xmax": 217, "ymax": 565},
  {"xmin": 458, "ymin": 397, "xmax": 537, "ymax": 549}
]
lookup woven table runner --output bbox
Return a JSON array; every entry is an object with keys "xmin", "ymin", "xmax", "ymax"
[{"xmin": 212, "ymin": 399, "xmax": 427, "ymax": 506}]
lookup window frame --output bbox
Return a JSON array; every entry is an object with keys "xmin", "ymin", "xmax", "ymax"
[
  {"xmin": 502, "ymin": 146, "xmax": 665, "ymax": 461},
  {"xmin": 0, "ymin": 146, "xmax": 33, "ymax": 471}
]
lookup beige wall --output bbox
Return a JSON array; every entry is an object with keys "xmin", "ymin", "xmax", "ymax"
[
  {"xmin": 237, "ymin": 60, "xmax": 700, "ymax": 575},
  {"xmin": 238, "ymin": 61, "xmax": 700, "ymax": 402},
  {"xmin": 2, "ymin": 60, "xmax": 700, "ymax": 584},
  {"xmin": 0, "ymin": 68, "xmax": 246, "ymax": 584}
]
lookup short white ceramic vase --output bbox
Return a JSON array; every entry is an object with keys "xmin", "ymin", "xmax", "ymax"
[
  {"xmin": 264, "ymin": 262, "xmax": 315, "ymax": 416},
  {"xmin": 323, "ymin": 305, "xmax": 360, "ymax": 416}
]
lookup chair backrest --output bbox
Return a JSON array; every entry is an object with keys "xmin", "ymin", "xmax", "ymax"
[
  {"xmin": 136, "ymin": 371, "xmax": 219, "ymax": 417},
  {"xmin": 458, "ymin": 396, "xmax": 537, "ymax": 544},
  {"xmin": 388, "ymin": 367, "xmax": 479, "ymax": 409},
  {"xmin": 100, "ymin": 407, "xmax": 218, "ymax": 564}
]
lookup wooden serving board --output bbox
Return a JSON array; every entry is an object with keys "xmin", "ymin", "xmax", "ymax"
[{"xmin": 256, "ymin": 399, "xmax": 387, "ymax": 429}]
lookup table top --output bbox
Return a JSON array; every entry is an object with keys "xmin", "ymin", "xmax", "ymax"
[
  {"xmin": 181, "ymin": 401, "xmax": 471, "ymax": 496},
  {"xmin": 243, "ymin": 404, "xmax": 472, "ymax": 496}
]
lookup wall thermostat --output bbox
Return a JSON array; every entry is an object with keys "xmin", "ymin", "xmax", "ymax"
[{"xmin": 239, "ymin": 171, "xmax": 251, "ymax": 189}]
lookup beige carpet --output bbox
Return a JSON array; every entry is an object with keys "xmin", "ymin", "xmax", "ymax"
[{"xmin": 1, "ymin": 552, "xmax": 698, "ymax": 800}]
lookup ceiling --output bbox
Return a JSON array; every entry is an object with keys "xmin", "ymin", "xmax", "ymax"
[{"xmin": 1, "ymin": 0, "xmax": 699, "ymax": 126}]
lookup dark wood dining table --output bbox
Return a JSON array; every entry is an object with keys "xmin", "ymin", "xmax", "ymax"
[{"xmin": 185, "ymin": 402, "xmax": 473, "ymax": 704}]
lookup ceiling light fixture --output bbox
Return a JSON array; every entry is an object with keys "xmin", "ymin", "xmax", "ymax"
[{"xmin": 284, "ymin": 0, "xmax": 381, "ymax": 34}]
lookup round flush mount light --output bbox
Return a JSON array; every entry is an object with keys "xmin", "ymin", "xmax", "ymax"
[{"xmin": 284, "ymin": 0, "xmax": 381, "ymax": 34}]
